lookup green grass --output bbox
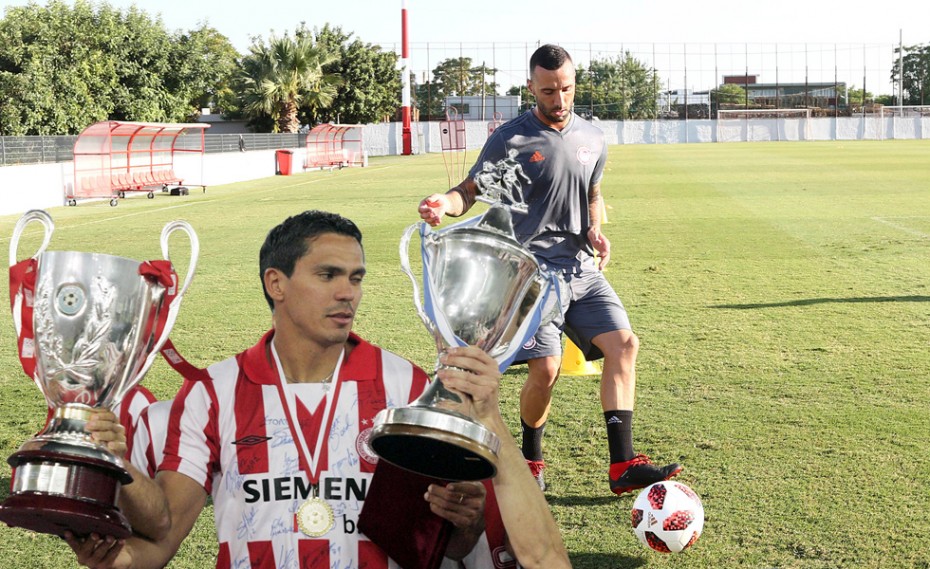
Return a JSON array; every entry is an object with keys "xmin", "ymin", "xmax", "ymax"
[{"xmin": 2, "ymin": 140, "xmax": 930, "ymax": 568}]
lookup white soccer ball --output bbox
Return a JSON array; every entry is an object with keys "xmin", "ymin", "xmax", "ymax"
[{"xmin": 630, "ymin": 481, "xmax": 704, "ymax": 553}]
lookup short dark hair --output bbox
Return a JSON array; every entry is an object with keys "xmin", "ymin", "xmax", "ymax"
[
  {"xmin": 529, "ymin": 44, "xmax": 573, "ymax": 74},
  {"xmin": 259, "ymin": 210, "xmax": 363, "ymax": 310}
]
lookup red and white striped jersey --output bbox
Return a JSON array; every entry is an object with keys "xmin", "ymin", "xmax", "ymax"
[
  {"xmin": 130, "ymin": 399, "xmax": 173, "ymax": 478},
  {"xmin": 118, "ymin": 385, "xmax": 157, "ymax": 461},
  {"xmin": 160, "ymin": 329, "xmax": 432, "ymax": 569}
]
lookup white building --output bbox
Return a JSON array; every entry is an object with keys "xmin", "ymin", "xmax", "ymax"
[{"xmin": 443, "ymin": 96, "xmax": 522, "ymax": 121}]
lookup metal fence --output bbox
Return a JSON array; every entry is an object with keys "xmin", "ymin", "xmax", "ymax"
[
  {"xmin": 1, "ymin": 41, "xmax": 918, "ymax": 165},
  {"xmin": 397, "ymin": 40, "xmax": 904, "ymax": 96},
  {"xmin": 0, "ymin": 132, "xmax": 304, "ymax": 167},
  {"xmin": 394, "ymin": 41, "xmax": 913, "ymax": 119}
]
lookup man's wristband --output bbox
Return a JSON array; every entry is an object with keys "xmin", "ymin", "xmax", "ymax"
[{"xmin": 449, "ymin": 186, "xmax": 472, "ymax": 216}]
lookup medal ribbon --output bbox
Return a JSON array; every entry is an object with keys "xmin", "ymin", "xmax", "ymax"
[{"xmin": 270, "ymin": 340, "xmax": 346, "ymax": 490}]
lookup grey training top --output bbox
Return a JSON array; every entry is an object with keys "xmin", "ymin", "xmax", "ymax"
[{"xmin": 468, "ymin": 110, "xmax": 607, "ymax": 269}]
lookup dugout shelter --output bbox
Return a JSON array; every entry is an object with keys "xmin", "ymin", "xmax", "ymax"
[
  {"xmin": 70, "ymin": 121, "xmax": 209, "ymax": 206},
  {"xmin": 304, "ymin": 124, "xmax": 366, "ymax": 170}
]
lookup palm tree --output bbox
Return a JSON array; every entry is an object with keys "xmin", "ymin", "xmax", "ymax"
[{"xmin": 239, "ymin": 32, "xmax": 341, "ymax": 133}]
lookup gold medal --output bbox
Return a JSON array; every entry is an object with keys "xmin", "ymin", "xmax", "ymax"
[{"xmin": 296, "ymin": 496, "xmax": 335, "ymax": 537}]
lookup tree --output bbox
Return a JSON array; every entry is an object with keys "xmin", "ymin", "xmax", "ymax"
[
  {"xmin": 575, "ymin": 53, "xmax": 660, "ymax": 120},
  {"xmin": 414, "ymin": 78, "xmax": 444, "ymax": 121},
  {"xmin": 506, "ymin": 84, "xmax": 533, "ymax": 114},
  {"xmin": 168, "ymin": 24, "xmax": 241, "ymax": 118},
  {"xmin": 414, "ymin": 57, "xmax": 499, "ymax": 120},
  {"xmin": 0, "ymin": 1, "xmax": 240, "ymax": 135},
  {"xmin": 712, "ymin": 83, "xmax": 747, "ymax": 107},
  {"xmin": 238, "ymin": 30, "xmax": 341, "ymax": 133},
  {"xmin": 0, "ymin": 0, "xmax": 124, "ymax": 134},
  {"xmin": 892, "ymin": 43, "xmax": 930, "ymax": 106},
  {"xmin": 312, "ymin": 24, "xmax": 400, "ymax": 125},
  {"xmin": 836, "ymin": 84, "xmax": 874, "ymax": 109}
]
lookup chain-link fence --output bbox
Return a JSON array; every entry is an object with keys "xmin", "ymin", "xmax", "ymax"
[
  {"xmin": 2, "ymin": 41, "xmax": 921, "ymax": 164},
  {"xmin": 395, "ymin": 41, "xmax": 912, "ymax": 120},
  {"xmin": 1, "ymin": 132, "xmax": 303, "ymax": 167},
  {"xmin": 399, "ymin": 40, "xmax": 903, "ymax": 95},
  {"xmin": 0, "ymin": 136, "xmax": 79, "ymax": 166}
]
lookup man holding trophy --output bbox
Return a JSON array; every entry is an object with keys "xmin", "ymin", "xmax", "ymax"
[
  {"xmin": 63, "ymin": 210, "xmax": 569, "ymax": 569},
  {"xmin": 418, "ymin": 44, "xmax": 682, "ymax": 495}
]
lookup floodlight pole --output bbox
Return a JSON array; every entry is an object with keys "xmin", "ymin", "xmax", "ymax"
[
  {"xmin": 897, "ymin": 29, "xmax": 904, "ymax": 107},
  {"xmin": 401, "ymin": 0, "xmax": 412, "ymax": 155}
]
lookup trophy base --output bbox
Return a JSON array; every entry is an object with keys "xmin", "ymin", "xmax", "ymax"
[
  {"xmin": 0, "ymin": 492, "xmax": 131, "ymax": 539},
  {"xmin": 370, "ymin": 407, "xmax": 500, "ymax": 481},
  {"xmin": 0, "ymin": 449, "xmax": 132, "ymax": 538}
]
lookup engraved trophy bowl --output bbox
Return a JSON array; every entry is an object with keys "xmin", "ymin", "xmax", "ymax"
[
  {"xmin": 0, "ymin": 209, "xmax": 198, "ymax": 538},
  {"xmin": 370, "ymin": 204, "xmax": 556, "ymax": 481}
]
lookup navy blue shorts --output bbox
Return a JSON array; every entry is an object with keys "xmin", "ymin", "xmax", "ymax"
[{"xmin": 515, "ymin": 266, "xmax": 631, "ymax": 362}]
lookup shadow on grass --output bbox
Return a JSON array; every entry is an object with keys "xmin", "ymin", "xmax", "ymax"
[
  {"xmin": 0, "ymin": 476, "xmax": 9, "ymax": 500},
  {"xmin": 711, "ymin": 295, "xmax": 930, "ymax": 309},
  {"xmin": 569, "ymin": 552, "xmax": 646, "ymax": 569},
  {"xmin": 546, "ymin": 494, "xmax": 617, "ymax": 507}
]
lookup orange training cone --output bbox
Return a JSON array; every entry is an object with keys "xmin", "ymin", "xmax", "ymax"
[{"xmin": 560, "ymin": 338, "xmax": 602, "ymax": 376}]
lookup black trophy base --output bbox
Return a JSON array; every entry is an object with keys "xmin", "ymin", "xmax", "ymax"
[
  {"xmin": 0, "ymin": 492, "xmax": 131, "ymax": 539},
  {"xmin": 0, "ymin": 449, "xmax": 132, "ymax": 538},
  {"xmin": 370, "ymin": 407, "xmax": 500, "ymax": 481}
]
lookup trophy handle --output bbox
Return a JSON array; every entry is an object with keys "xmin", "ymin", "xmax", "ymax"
[
  {"xmin": 147, "ymin": 220, "xmax": 199, "ymax": 361},
  {"xmin": 9, "ymin": 209, "xmax": 54, "ymax": 267},
  {"xmin": 399, "ymin": 222, "xmax": 441, "ymax": 343},
  {"xmin": 160, "ymin": 220, "xmax": 199, "ymax": 300}
]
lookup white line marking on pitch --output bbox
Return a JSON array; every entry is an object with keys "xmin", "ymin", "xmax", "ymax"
[
  {"xmin": 253, "ymin": 165, "xmax": 397, "ymax": 196},
  {"xmin": 0, "ymin": 201, "xmax": 215, "ymax": 244},
  {"xmin": 871, "ymin": 216, "xmax": 930, "ymax": 238}
]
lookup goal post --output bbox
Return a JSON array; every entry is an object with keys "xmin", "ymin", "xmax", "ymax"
[
  {"xmin": 716, "ymin": 108, "xmax": 812, "ymax": 142},
  {"xmin": 877, "ymin": 105, "xmax": 930, "ymax": 118},
  {"xmin": 877, "ymin": 105, "xmax": 930, "ymax": 140}
]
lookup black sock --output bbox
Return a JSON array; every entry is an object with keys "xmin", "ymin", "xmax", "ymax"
[
  {"xmin": 521, "ymin": 418, "xmax": 546, "ymax": 462},
  {"xmin": 605, "ymin": 409, "xmax": 634, "ymax": 463}
]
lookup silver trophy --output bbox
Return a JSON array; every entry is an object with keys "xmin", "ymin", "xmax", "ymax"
[
  {"xmin": 0, "ymin": 209, "xmax": 198, "ymax": 538},
  {"xmin": 370, "ymin": 200, "xmax": 557, "ymax": 481}
]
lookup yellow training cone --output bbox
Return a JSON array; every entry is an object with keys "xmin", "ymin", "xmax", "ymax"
[{"xmin": 560, "ymin": 339, "xmax": 602, "ymax": 376}]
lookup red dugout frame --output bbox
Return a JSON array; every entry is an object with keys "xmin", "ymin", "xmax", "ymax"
[
  {"xmin": 304, "ymin": 124, "xmax": 365, "ymax": 170},
  {"xmin": 70, "ymin": 121, "xmax": 209, "ymax": 206}
]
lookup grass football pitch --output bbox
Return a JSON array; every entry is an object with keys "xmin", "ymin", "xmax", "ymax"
[{"xmin": 1, "ymin": 140, "xmax": 929, "ymax": 568}]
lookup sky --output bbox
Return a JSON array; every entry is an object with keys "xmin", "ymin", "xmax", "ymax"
[{"xmin": 4, "ymin": 0, "xmax": 929, "ymax": 93}]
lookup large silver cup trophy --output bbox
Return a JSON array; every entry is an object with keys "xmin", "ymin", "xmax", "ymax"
[
  {"xmin": 0, "ymin": 209, "xmax": 198, "ymax": 538},
  {"xmin": 370, "ymin": 198, "xmax": 557, "ymax": 481}
]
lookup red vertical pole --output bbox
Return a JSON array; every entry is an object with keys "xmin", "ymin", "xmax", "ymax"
[{"xmin": 401, "ymin": 0, "xmax": 412, "ymax": 155}]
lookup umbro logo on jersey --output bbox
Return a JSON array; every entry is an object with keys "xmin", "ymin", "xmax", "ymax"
[
  {"xmin": 529, "ymin": 151, "xmax": 545, "ymax": 163},
  {"xmin": 233, "ymin": 435, "xmax": 272, "ymax": 446}
]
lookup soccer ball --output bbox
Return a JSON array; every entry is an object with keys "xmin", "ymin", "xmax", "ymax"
[{"xmin": 631, "ymin": 481, "xmax": 704, "ymax": 553}]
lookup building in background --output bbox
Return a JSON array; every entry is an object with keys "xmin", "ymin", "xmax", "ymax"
[{"xmin": 442, "ymin": 96, "xmax": 522, "ymax": 120}]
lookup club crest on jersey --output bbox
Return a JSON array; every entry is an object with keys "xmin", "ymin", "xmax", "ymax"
[
  {"xmin": 356, "ymin": 427, "xmax": 378, "ymax": 465},
  {"xmin": 577, "ymin": 146, "xmax": 593, "ymax": 165}
]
